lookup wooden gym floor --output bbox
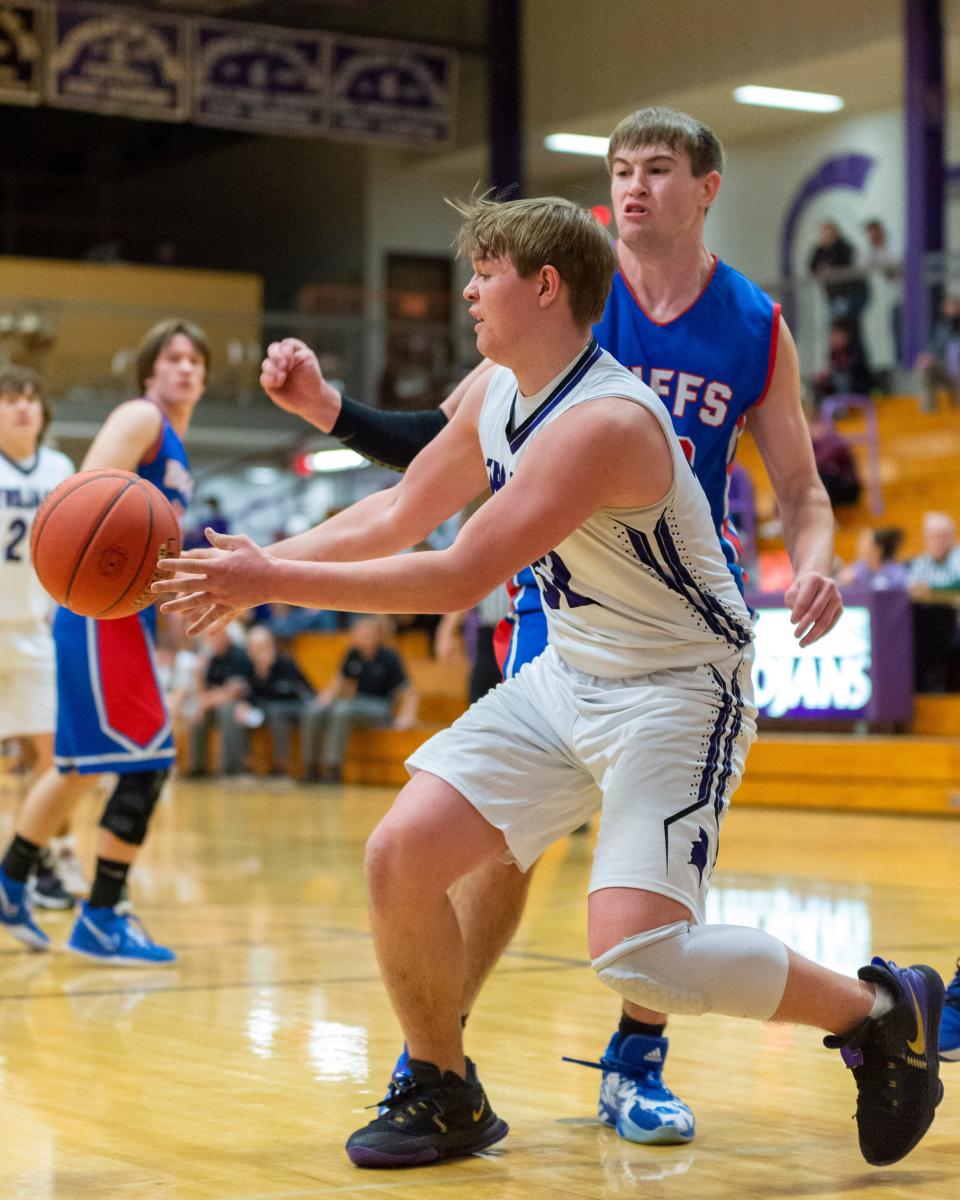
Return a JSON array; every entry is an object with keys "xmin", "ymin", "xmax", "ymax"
[{"xmin": 0, "ymin": 775, "xmax": 958, "ymax": 1199}]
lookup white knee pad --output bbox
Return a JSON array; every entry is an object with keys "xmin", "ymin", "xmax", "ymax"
[{"xmin": 592, "ymin": 920, "xmax": 790, "ymax": 1020}]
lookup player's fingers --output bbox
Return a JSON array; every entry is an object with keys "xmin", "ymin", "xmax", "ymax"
[
  {"xmin": 186, "ymin": 605, "xmax": 227, "ymax": 637},
  {"xmin": 154, "ymin": 556, "xmax": 207, "ymax": 576},
  {"xmin": 796, "ymin": 596, "xmax": 843, "ymax": 647},
  {"xmin": 792, "ymin": 581, "xmax": 839, "ymax": 642},
  {"xmin": 158, "ymin": 590, "xmax": 210, "ymax": 613},
  {"xmin": 205, "ymin": 528, "xmax": 254, "ymax": 551},
  {"xmin": 153, "ymin": 574, "xmax": 208, "ymax": 599},
  {"xmin": 787, "ymin": 577, "xmax": 821, "ymax": 624}
]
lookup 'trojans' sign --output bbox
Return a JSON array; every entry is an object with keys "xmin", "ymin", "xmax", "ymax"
[
  {"xmin": 754, "ymin": 606, "xmax": 872, "ymax": 719},
  {"xmin": 749, "ymin": 587, "xmax": 914, "ymax": 724}
]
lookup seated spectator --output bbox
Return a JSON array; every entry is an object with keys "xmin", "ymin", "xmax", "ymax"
[
  {"xmin": 808, "ymin": 410, "xmax": 862, "ymax": 507},
  {"xmin": 155, "ymin": 637, "xmax": 201, "ymax": 729},
  {"xmin": 813, "ymin": 318, "xmax": 874, "ymax": 404},
  {"xmin": 915, "ymin": 295, "xmax": 960, "ymax": 412},
  {"xmin": 838, "ymin": 527, "xmax": 908, "ymax": 591},
  {"xmin": 184, "ymin": 495, "xmax": 230, "ymax": 552},
  {"xmin": 908, "ymin": 512, "xmax": 960, "ymax": 693},
  {"xmin": 246, "ymin": 626, "xmax": 315, "ymax": 777},
  {"xmin": 908, "ymin": 512, "xmax": 960, "ymax": 597},
  {"xmin": 301, "ymin": 617, "xmax": 418, "ymax": 784},
  {"xmin": 186, "ymin": 627, "xmax": 255, "ymax": 778}
]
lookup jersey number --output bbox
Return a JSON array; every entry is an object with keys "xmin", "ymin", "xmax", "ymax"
[{"xmin": 4, "ymin": 517, "xmax": 27, "ymax": 562}]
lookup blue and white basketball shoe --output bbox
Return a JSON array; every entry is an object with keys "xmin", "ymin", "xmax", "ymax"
[
  {"xmin": 66, "ymin": 902, "xmax": 176, "ymax": 965},
  {"xmin": 939, "ymin": 959, "xmax": 960, "ymax": 1062},
  {"xmin": 567, "ymin": 1032, "xmax": 695, "ymax": 1144},
  {"xmin": 0, "ymin": 866, "xmax": 50, "ymax": 951}
]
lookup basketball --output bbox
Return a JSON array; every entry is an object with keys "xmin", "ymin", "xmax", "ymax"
[{"xmin": 30, "ymin": 468, "xmax": 181, "ymax": 620}]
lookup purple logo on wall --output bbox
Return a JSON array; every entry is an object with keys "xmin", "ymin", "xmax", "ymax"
[{"xmin": 780, "ymin": 154, "xmax": 876, "ymax": 280}]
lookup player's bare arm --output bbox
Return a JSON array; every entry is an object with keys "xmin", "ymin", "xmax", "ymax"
[
  {"xmin": 261, "ymin": 336, "xmax": 494, "ymax": 445},
  {"xmin": 81, "ymin": 400, "xmax": 163, "ymax": 473},
  {"xmin": 748, "ymin": 317, "xmax": 842, "ymax": 646},
  {"xmin": 155, "ymin": 396, "xmax": 672, "ymax": 626}
]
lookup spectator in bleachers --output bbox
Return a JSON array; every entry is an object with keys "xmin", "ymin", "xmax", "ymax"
[
  {"xmin": 915, "ymin": 295, "xmax": 960, "ymax": 412},
  {"xmin": 184, "ymin": 495, "xmax": 229, "ymax": 552},
  {"xmin": 300, "ymin": 617, "xmax": 417, "ymax": 784},
  {"xmin": 838, "ymin": 527, "xmax": 908, "ymax": 591},
  {"xmin": 266, "ymin": 601, "xmax": 339, "ymax": 638},
  {"xmin": 185, "ymin": 627, "xmax": 254, "ymax": 779},
  {"xmin": 908, "ymin": 512, "xmax": 960, "ymax": 693},
  {"xmin": 908, "ymin": 512, "xmax": 960, "ymax": 596},
  {"xmin": 808, "ymin": 409, "xmax": 862, "ymax": 508},
  {"xmin": 246, "ymin": 625, "xmax": 315, "ymax": 778},
  {"xmin": 861, "ymin": 218, "xmax": 902, "ymax": 375},
  {"xmin": 813, "ymin": 318, "xmax": 874, "ymax": 404},
  {"xmin": 808, "ymin": 220, "xmax": 869, "ymax": 324}
]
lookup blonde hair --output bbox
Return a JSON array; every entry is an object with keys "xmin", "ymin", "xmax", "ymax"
[
  {"xmin": 450, "ymin": 195, "xmax": 615, "ymax": 327},
  {"xmin": 607, "ymin": 106, "xmax": 724, "ymax": 178}
]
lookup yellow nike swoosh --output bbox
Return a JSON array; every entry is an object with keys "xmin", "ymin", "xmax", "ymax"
[
  {"xmin": 905, "ymin": 979, "xmax": 926, "ymax": 1056},
  {"xmin": 472, "ymin": 1104, "xmax": 485, "ymax": 1122}
]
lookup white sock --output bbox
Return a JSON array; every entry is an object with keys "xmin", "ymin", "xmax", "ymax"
[{"xmin": 869, "ymin": 984, "xmax": 895, "ymax": 1021}]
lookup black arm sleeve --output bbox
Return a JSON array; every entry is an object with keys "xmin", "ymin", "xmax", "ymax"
[{"xmin": 330, "ymin": 395, "xmax": 449, "ymax": 472}]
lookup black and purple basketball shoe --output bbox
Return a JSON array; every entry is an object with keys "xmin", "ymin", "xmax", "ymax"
[
  {"xmin": 825, "ymin": 956, "xmax": 944, "ymax": 1166},
  {"xmin": 346, "ymin": 1057, "xmax": 507, "ymax": 1168}
]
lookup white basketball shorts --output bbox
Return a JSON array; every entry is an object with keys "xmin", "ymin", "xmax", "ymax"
[
  {"xmin": 0, "ymin": 621, "xmax": 56, "ymax": 739},
  {"xmin": 406, "ymin": 644, "xmax": 757, "ymax": 922}
]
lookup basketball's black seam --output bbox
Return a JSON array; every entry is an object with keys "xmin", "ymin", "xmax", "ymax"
[
  {"xmin": 98, "ymin": 481, "xmax": 156, "ymax": 618},
  {"xmin": 64, "ymin": 478, "xmax": 137, "ymax": 609}
]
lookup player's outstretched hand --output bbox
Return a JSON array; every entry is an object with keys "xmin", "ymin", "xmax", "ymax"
[
  {"xmin": 153, "ymin": 529, "xmax": 277, "ymax": 635},
  {"xmin": 260, "ymin": 338, "xmax": 342, "ymax": 432},
  {"xmin": 784, "ymin": 571, "xmax": 843, "ymax": 647}
]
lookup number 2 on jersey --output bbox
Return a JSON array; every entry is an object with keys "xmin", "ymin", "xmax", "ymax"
[{"xmin": 4, "ymin": 517, "xmax": 27, "ymax": 562}]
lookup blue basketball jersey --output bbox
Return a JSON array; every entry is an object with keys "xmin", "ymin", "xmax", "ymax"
[
  {"xmin": 594, "ymin": 258, "xmax": 780, "ymax": 587},
  {"xmin": 54, "ymin": 403, "xmax": 193, "ymax": 774},
  {"xmin": 139, "ymin": 406, "xmax": 193, "ymax": 521},
  {"xmin": 497, "ymin": 258, "xmax": 779, "ymax": 679}
]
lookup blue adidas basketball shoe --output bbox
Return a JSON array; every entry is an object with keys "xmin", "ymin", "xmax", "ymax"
[
  {"xmin": 566, "ymin": 1032, "xmax": 695, "ymax": 1144},
  {"xmin": 825, "ymin": 956, "xmax": 944, "ymax": 1165},
  {"xmin": 0, "ymin": 866, "xmax": 50, "ymax": 951},
  {"xmin": 66, "ymin": 902, "xmax": 176, "ymax": 965},
  {"xmin": 939, "ymin": 959, "xmax": 960, "ymax": 1062}
]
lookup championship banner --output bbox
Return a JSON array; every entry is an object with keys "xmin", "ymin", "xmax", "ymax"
[
  {"xmin": 0, "ymin": 2, "xmax": 43, "ymax": 106},
  {"xmin": 327, "ymin": 34, "xmax": 456, "ymax": 147},
  {"xmin": 193, "ymin": 18, "xmax": 326, "ymax": 135},
  {"xmin": 48, "ymin": 1, "xmax": 187, "ymax": 121}
]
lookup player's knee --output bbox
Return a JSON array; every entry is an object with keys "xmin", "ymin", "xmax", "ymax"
[
  {"xmin": 99, "ymin": 769, "xmax": 169, "ymax": 846},
  {"xmin": 364, "ymin": 818, "xmax": 425, "ymax": 903},
  {"xmin": 591, "ymin": 919, "xmax": 790, "ymax": 1020}
]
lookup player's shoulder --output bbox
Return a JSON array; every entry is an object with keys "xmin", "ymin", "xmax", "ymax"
[
  {"xmin": 38, "ymin": 446, "xmax": 74, "ymax": 479},
  {"xmin": 110, "ymin": 397, "xmax": 164, "ymax": 431},
  {"xmin": 713, "ymin": 259, "xmax": 777, "ymax": 312}
]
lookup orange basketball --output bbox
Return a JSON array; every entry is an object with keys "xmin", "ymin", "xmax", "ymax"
[{"xmin": 30, "ymin": 469, "xmax": 181, "ymax": 620}]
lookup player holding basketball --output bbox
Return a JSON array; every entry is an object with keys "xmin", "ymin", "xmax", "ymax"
[
  {"xmin": 0, "ymin": 319, "xmax": 206, "ymax": 964},
  {"xmin": 157, "ymin": 195, "xmax": 944, "ymax": 1170},
  {"xmin": 236, "ymin": 108, "xmax": 844, "ymax": 1146},
  {"xmin": 0, "ymin": 365, "xmax": 85, "ymax": 908}
]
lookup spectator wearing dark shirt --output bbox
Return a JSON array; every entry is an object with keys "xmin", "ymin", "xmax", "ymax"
[
  {"xmin": 186, "ymin": 628, "xmax": 254, "ymax": 777},
  {"xmin": 915, "ymin": 295, "xmax": 960, "ymax": 412},
  {"xmin": 246, "ymin": 625, "xmax": 315, "ymax": 777},
  {"xmin": 838, "ymin": 527, "xmax": 908, "ymax": 591},
  {"xmin": 301, "ymin": 617, "xmax": 418, "ymax": 783},
  {"xmin": 813, "ymin": 318, "xmax": 874, "ymax": 404},
  {"xmin": 808, "ymin": 220, "xmax": 869, "ymax": 323}
]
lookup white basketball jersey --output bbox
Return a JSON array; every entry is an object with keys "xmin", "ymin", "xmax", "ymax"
[
  {"xmin": 0, "ymin": 446, "xmax": 73, "ymax": 623},
  {"xmin": 478, "ymin": 340, "xmax": 753, "ymax": 677}
]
